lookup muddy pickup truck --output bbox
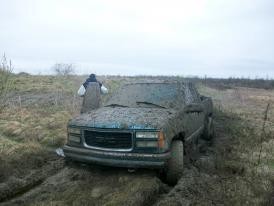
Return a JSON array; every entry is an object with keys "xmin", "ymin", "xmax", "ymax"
[{"xmin": 63, "ymin": 81, "xmax": 214, "ymax": 184}]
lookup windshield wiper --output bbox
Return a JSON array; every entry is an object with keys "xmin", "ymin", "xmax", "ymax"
[
  {"xmin": 136, "ymin": 101, "xmax": 166, "ymax": 109},
  {"xmin": 105, "ymin": 103, "xmax": 129, "ymax": 108}
]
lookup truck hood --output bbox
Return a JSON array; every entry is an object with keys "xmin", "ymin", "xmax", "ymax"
[{"xmin": 69, "ymin": 107, "xmax": 176, "ymax": 130}]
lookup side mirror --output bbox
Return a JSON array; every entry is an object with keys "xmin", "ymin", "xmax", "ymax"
[{"xmin": 184, "ymin": 103, "xmax": 204, "ymax": 113}]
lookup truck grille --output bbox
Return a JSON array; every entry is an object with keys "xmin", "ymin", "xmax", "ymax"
[{"xmin": 84, "ymin": 130, "xmax": 132, "ymax": 149}]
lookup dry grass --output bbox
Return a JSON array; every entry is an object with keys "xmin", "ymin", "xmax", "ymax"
[
  {"xmin": 197, "ymin": 83, "xmax": 274, "ymax": 205},
  {"xmin": 0, "ymin": 75, "xmax": 79, "ymax": 184},
  {"xmin": 0, "ymin": 74, "xmax": 130, "ymax": 185},
  {"xmin": 0, "ymin": 55, "xmax": 14, "ymax": 111},
  {"xmin": 1, "ymin": 75, "xmax": 274, "ymax": 205}
]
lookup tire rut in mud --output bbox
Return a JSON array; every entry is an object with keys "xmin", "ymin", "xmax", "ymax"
[
  {"xmin": 1, "ymin": 164, "xmax": 170, "ymax": 206},
  {"xmin": 0, "ymin": 158, "xmax": 64, "ymax": 203},
  {"xmin": 154, "ymin": 116, "xmax": 228, "ymax": 206},
  {"xmin": 1, "ymin": 142, "xmax": 217, "ymax": 206},
  {"xmin": 1, "ymin": 120, "xmax": 224, "ymax": 206},
  {"xmin": 1, "ymin": 142, "xmax": 218, "ymax": 206}
]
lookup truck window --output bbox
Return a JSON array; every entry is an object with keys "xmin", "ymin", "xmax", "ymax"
[
  {"xmin": 183, "ymin": 83, "xmax": 201, "ymax": 104},
  {"xmin": 106, "ymin": 83, "xmax": 184, "ymax": 109},
  {"xmin": 189, "ymin": 83, "xmax": 201, "ymax": 103}
]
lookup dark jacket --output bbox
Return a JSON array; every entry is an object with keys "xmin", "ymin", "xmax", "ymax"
[{"xmin": 83, "ymin": 76, "xmax": 102, "ymax": 89}]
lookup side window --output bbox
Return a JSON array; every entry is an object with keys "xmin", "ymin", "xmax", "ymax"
[
  {"xmin": 184, "ymin": 83, "xmax": 194, "ymax": 104},
  {"xmin": 189, "ymin": 83, "xmax": 201, "ymax": 103}
]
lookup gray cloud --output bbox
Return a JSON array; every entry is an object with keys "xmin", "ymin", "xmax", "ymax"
[{"xmin": 0, "ymin": 0, "xmax": 273, "ymax": 77}]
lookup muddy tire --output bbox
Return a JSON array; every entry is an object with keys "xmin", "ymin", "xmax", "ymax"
[
  {"xmin": 166, "ymin": 140, "xmax": 184, "ymax": 185},
  {"xmin": 202, "ymin": 116, "xmax": 215, "ymax": 140}
]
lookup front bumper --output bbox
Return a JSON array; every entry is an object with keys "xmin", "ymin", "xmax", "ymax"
[{"xmin": 63, "ymin": 145, "xmax": 170, "ymax": 168}]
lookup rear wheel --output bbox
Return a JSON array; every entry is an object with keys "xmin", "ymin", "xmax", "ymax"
[{"xmin": 165, "ymin": 140, "xmax": 184, "ymax": 185}]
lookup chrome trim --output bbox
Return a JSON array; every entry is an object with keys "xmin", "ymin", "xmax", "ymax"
[
  {"xmin": 63, "ymin": 145, "xmax": 171, "ymax": 168},
  {"xmin": 64, "ymin": 145, "xmax": 170, "ymax": 158},
  {"xmin": 82, "ymin": 129, "xmax": 134, "ymax": 152}
]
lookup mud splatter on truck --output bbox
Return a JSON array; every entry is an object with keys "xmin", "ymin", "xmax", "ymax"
[{"xmin": 64, "ymin": 80, "xmax": 214, "ymax": 185}]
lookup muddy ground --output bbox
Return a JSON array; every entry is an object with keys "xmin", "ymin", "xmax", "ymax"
[
  {"xmin": 0, "ymin": 112, "xmax": 228, "ymax": 206},
  {"xmin": 1, "ymin": 75, "xmax": 273, "ymax": 206}
]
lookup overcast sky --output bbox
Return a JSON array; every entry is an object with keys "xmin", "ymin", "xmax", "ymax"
[{"xmin": 1, "ymin": 0, "xmax": 274, "ymax": 77}]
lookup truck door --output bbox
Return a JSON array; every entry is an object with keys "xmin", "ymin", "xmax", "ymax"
[
  {"xmin": 189, "ymin": 83, "xmax": 205, "ymax": 133},
  {"xmin": 183, "ymin": 83, "xmax": 204, "ymax": 138}
]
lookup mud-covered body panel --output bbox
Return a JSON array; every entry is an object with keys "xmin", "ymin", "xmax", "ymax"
[
  {"xmin": 69, "ymin": 107, "xmax": 177, "ymax": 130},
  {"xmin": 64, "ymin": 81, "xmax": 213, "ymax": 168}
]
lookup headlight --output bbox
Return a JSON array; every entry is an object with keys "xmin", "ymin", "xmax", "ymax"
[
  {"xmin": 68, "ymin": 134, "xmax": 81, "ymax": 143},
  {"xmin": 135, "ymin": 131, "xmax": 167, "ymax": 149},
  {"xmin": 136, "ymin": 132, "xmax": 158, "ymax": 139},
  {"xmin": 67, "ymin": 127, "xmax": 81, "ymax": 143},
  {"xmin": 68, "ymin": 127, "xmax": 81, "ymax": 135}
]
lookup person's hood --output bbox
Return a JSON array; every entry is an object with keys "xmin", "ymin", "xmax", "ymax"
[
  {"xmin": 69, "ymin": 107, "xmax": 176, "ymax": 130},
  {"xmin": 88, "ymin": 76, "xmax": 97, "ymax": 82}
]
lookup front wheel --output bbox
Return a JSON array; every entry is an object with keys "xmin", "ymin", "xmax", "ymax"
[{"xmin": 165, "ymin": 140, "xmax": 184, "ymax": 185}]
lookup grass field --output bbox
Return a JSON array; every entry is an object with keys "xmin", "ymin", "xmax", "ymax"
[{"xmin": 0, "ymin": 74, "xmax": 274, "ymax": 205}]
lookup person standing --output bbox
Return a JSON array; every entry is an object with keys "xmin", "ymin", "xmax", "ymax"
[{"xmin": 77, "ymin": 74, "xmax": 108, "ymax": 96}]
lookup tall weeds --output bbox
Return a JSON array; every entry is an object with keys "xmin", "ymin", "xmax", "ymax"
[{"xmin": 0, "ymin": 54, "xmax": 13, "ymax": 111}]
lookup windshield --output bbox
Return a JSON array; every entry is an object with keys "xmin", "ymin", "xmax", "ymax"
[{"xmin": 105, "ymin": 83, "xmax": 184, "ymax": 108}]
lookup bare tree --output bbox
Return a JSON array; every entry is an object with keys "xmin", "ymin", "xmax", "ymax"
[{"xmin": 52, "ymin": 63, "xmax": 75, "ymax": 76}]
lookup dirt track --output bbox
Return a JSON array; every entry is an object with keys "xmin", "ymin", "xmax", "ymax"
[
  {"xmin": 0, "ymin": 116, "xmax": 225, "ymax": 206},
  {"xmin": 1, "ymin": 161, "xmax": 166, "ymax": 206}
]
